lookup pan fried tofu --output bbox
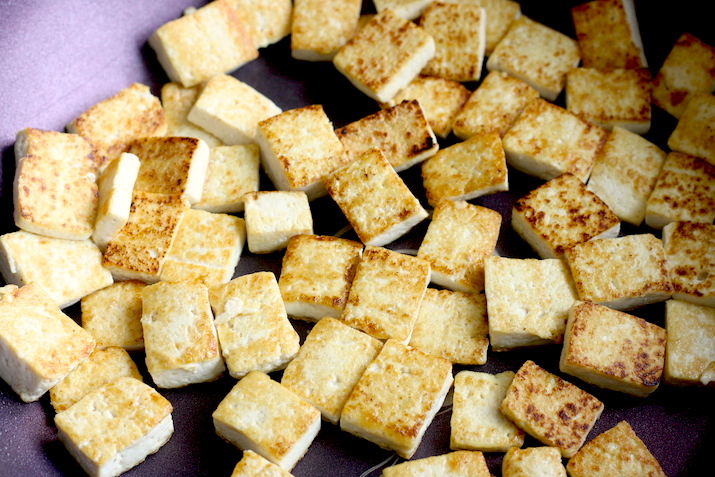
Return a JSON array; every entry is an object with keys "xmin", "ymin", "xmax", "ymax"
[
  {"xmin": 141, "ymin": 280, "xmax": 224, "ymax": 388},
  {"xmin": 486, "ymin": 16, "xmax": 580, "ymax": 101},
  {"xmin": 92, "ymin": 152, "xmax": 140, "ymax": 251},
  {"xmin": 13, "ymin": 128, "xmax": 98, "ymax": 241},
  {"xmin": 442, "ymin": 0, "xmax": 522, "ymax": 56},
  {"xmin": 380, "ymin": 76, "xmax": 471, "ymax": 139},
  {"xmin": 339, "ymin": 339, "xmax": 453, "ymax": 459},
  {"xmin": 81, "ymin": 280, "xmax": 145, "ymax": 352},
  {"xmin": 664, "ymin": 299, "xmax": 715, "ymax": 386},
  {"xmin": 502, "ymin": 99, "xmax": 609, "ymax": 183},
  {"xmin": 571, "ymin": 0, "xmax": 647, "ymax": 70},
  {"xmin": 160, "ymin": 82, "xmax": 223, "ymax": 148},
  {"xmin": 194, "ymin": 144, "xmax": 260, "ymax": 213},
  {"xmin": 409, "ymin": 288, "xmax": 489, "ymax": 365},
  {"xmin": 257, "ymin": 104, "xmax": 350, "ymax": 199},
  {"xmin": 126, "ymin": 136, "xmax": 210, "ymax": 205},
  {"xmin": 324, "ymin": 148, "xmax": 428, "ymax": 247},
  {"xmin": 560, "ymin": 302, "xmax": 666, "ymax": 397},
  {"xmin": 229, "ymin": 0, "xmax": 292, "ymax": 48},
  {"xmin": 281, "ymin": 317, "xmax": 382, "ymax": 424},
  {"xmin": 417, "ymin": 200, "xmax": 501, "ymax": 292},
  {"xmin": 566, "ymin": 67, "xmax": 652, "ymax": 134},
  {"xmin": 564, "ymin": 234, "xmax": 672, "ymax": 310},
  {"xmin": 652, "ymin": 33, "xmax": 715, "ymax": 119},
  {"xmin": 49, "ymin": 347, "xmax": 142, "ymax": 412},
  {"xmin": 341, "ymin": 246, "xmax": 430, "ymax": 343},
  {"xmin": 566, "ymin": 421, "xmax": 666, "ymax": 477},
  {"xmin": 243, "ymin": 191, "xmax": 313, "ymax": 254},
  {"xmin": 419, "ymin": 2, "xmax": 486, "ymax": 82},
  {"xmin": 512, "ymin": 173, "xmax": 620, "ymax": 260},
  {"xmin": 662, "ymin": 221, "xmax": 715, "ymax": 306},
  {"xmin": 54, "ymin": 377, "xmax": 173, "ymax": 477},
  {"xmin": 0, "ymin": 231, "xmax": 113, "ymax": 309},
  {"xmin": 450, "ymin": 371, "xmax": 525, "ymax": 452},
  {"xmin": 160, "ymin": 209, "xmax": 246, "ymax": 287},
  {"xmin": 66, "ymin": 83, "xmax": 167, "ymax": 171},
  {"xmin": 373, "ymin": 0, "xmax": 433, "ymax": 20},
  {"xmin": 644, "ymin": 152, "xmax": 715, "ymax": 229},
  {"xmin": 291, "ymin": 0, "xmax": 361, "ymax": 61},
  {"xmin": 102, "ymin": 191, "xmax": 189, "ymax": 283},
  {"xmin": 209, "ymin": 272, "xmax": 300, "ymax": 378},
  {"xmin": 332, "ymin": 9, "xmax": 435, "ymax": 103},
  {"xmin": 484, "ymin": 256, "xmax": 578, "ymax": 351},
  {"xmin": 188, "ymin": 74, "xmax": 282, "ymax": 146},
  {"xmin": 421, "ymin": 131, "xmax": 508, "ymax": 206},
  {"xmin": 501, "ymin": 360, "xmax": 604, "ymax": 458},
  {"xmin": 335, "ymin": 99, "xmax": 438, "ymax": 172},
  {"xmin": 452, "ymin": 70, "xmax": 539, "ymax": 140},
  {"xmin": 668, "ymin": 92, "xmax": 715, "ymax": 166},
  {"xmin": 230, "ymin": 450, "xmax": 295, "ymax": 477},
  {"xmin": 213, "ymin": 371, "xmax": 321, "ymax": 471},
  {"xmin": 502, "ymin": 446, "xmax": 567, "ymax": 477},
  {"xmin": 148, "ymin": 0, "xmax": 258, "ymax": 88},
  {"xmin": 586, "ymin": 126, "xmax": 667, "ymax": 226},
  {"xmin": 382, "ymin": 451, "xmax": 490, "ymax": 477},
  {"xmin": 0, "ymin": 283, "xmax": 95, "ymax": 403},
  {"xmin": 278, "ymin": 234, "xmax": 363, "ymax": 321}
]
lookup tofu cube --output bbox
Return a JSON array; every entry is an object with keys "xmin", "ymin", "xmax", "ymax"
[
  {"xmin": 469, "ymin": 0, "xmax": 522, "ymax": 56},
  {"xmin": 209, "ymin": 272, "xmax": 300, "ymax": 378},
  {"xmin": 409, "ymin": 288, "xmax": 489, "ymax": 365},
  {"xmin": 0, "ymin": 283, "xmax": 96, "ymax": 402},
  {"xmin": 161, "ymin": 82, "xmax": 223, "ymax": 147},
  {"xmin": 66, "ymin": 82, "xmax": 167, "ymax": 171},
  {"xmin": 450, "ymin": 371, "xmax": 525, "ymax": 452},
  {"xmin": 281, "ymin": 317, "xmax": 383, "ymax": 423},
  {"xmin": 335, "ymin": 99, "xmax": 438, "ymax": 173},
  {"xmin": 188, "ymin": 74, "xmax": 282, "ymax": 146},
  {"xmin": 644, "ymin": 151, "xmax": 715, "ymax": 229},
  {"xmin": 652, "ymin": 33, "xmax": 715, "ymax": 119},
  {"xmin": 421, "ymin": 131, "xmax": 508, "ymax": 206},
  {"xmin": 193, "ymin": 144, "xmax": 260, "ymax": 213},
  {"xmin": 148, "ymin": 0, "xmax": 258, "ymax": 88},
  {"xmin": 256, "ymin": 104, "xmax": 349, "ymax": 199},
  {"xmin": 486, "ymin": 16, "xmax": 580, "ymax": 101},
  {"xmin": 566, "ymin": 67, "xmax": 652, "ymax": 134},
  {"xmin": 230, "ymin": 450, "xmax": 294, "ymax": 477},
  {"xmin": 324, "ymin": 148, "xmax": 428, "ymax": 246},
  {"xmin": 502, "ymin": 446, "xmax": 567, "ymax": 477},
  {"xmin": 54, "ymin": 377, "xmax": 173, "ymax": 477},
  {"xmin": 417, "ymin": 200, "xmax": 501, "ymax": 292},
  {"xmin": 212, "ymin": 371, "xmax": 321, "ymax": 471},
  {"xmin": 586, "ymin": 126, "xmax": 667, "ymax": 226},
  {"xmin": 664, "ymin": 299, "xmax": 715, "ymax": 386},
  {"xmin": 570, "ymin": 0, "xmax": 647, "ymax": 70},
  {"xmin": 13, "ymin": 128, "xmax": 98, "ymax": 241},
  {"xmin": 49, "ymin": 347, "xmax": 142, "ymax": 412},
  {"xmin": 341, "ymin": 246, "xmax": 430, "ymax": 343},
  {"xmin": 382, "ymin": 451, "xmax": 490, "ymax": 477},
  {"xmin": 502, "ymin": 99, "xmax": 609, "ymax": 182},
  {"xmin": 512, "ymin": 173, "xmax": 620, "ymax": 259},
  {"xmin": 566, "ymin": 421, "xmax": 666, "ymax": 477},
  {"xmin": 663, "ymin": 221, "xmax": 715, "ymax": 306},
  {"xmin": 339, "ymin": 339, "xmax": 453, "ymax": 459},
  {"xmin": 0, "ymin": 231, "xmax": 114, "ymax": 309},
  {"xmin": 291, "ymin": 0, "xmax": 361, "ymax": 61},
  {"xmin": 332, "ymin": 9, "xmax": 435, "ymax": 103},
  {"xmin": 278, "ymin": 234, "xmax": 363, "ymax": 321},
  {"xmin": 160, "ymin": 209, "xmax": 246, "ymax": 287},
  {"xmin": 231, "ymin": 0, "xmax": 292, "ymax": 49},
  {"xmin": 564, "ymin": 234, "xmax": 672, "ymax": 310},
  {"xmin": 452, "ymin": 70, "xmax": 539, "ymax": 140},
  {"xmin": 484, "ymin": 256, "xmax": 578, "ymax": 351},
  {"xmin": 373, "ymin": 0, "xmax": 433, "ymax": 20},
  {"xmin": 501, "ymin": 360, "xmax": 604, "ymax": 458},
  {"xmin": 81, "ymin": 280, "xmax": 146, "ymax": 352},
  {"xmin": 243, "ymin": 191, "xmax": 313, "ymax": 254},
  {"xmin": 141, "ymin": 281, "xmax": 225, "ymax": 388},
  {"xmin": 419, "ymin": 2, "xmax": 486, "ymax": 82},
  {"xmin": 668, "ymin": 92, "xmax": 715, "ymax": 166},
  {"xmin": 560, "ymin": 301, "xmax": 666, "ymax": 397}
]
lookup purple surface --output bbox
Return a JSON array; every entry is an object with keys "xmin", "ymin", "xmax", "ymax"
[{"xmin": 0, "ymin": 1, "xmax": 713, "ymax": 476}]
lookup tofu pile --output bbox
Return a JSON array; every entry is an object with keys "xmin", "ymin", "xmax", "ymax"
[{"xmin": 1, "ymin": 0, "xmax": 714, "ymax": 476}]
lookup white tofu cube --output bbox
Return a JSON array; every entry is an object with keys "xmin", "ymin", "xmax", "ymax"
[
  {"xmin": 291, "ymin": 0, "xmax": 361, "ymax": 61},
  {"xmin": 663, "ymin": 221, "xmax": 715, "ymax": 306},
  {"xmin": 382, "ymin": 451, "xmax": 490, "ymax": 477},
  {"xmin": 664, "ymin": 299, "xmax": 715, "ymax": 386},
  {"xmin": 161, "ymin": 82, "xmax": 223, "ymax": 147},
  {"xmin": 243, "ymin": 191, "xmax": 313, "ymax": 254},
  {"xmin": 667, "ymin": 92, "xmax": 715, "ymax": 166},
  {"xmin": 81, "ymin": 280, "xmax": 145, "ymax": 352},
  {"xmin": 502, "ymin": 446, "xmax": 567, "ymax": 477},
  {"xmin": 193, "ymin": 144, "xmax": 260, "ymax": 213}
]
